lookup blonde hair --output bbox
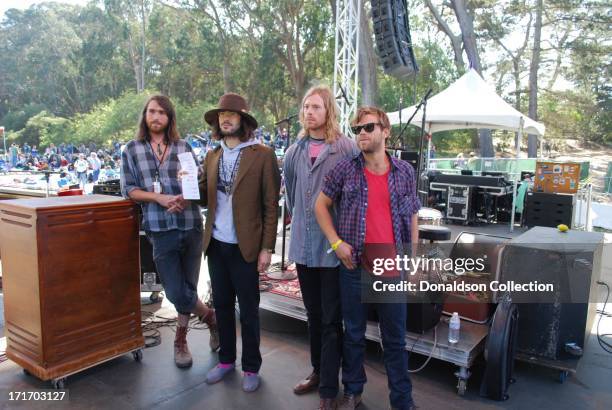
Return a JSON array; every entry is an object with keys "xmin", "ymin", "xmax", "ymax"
[{"xmin": 298, "ymin": 85, "xmax": 341, "ymax": 144}]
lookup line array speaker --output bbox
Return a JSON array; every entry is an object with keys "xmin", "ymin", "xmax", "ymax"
[{"xmin": 371, "ymin": 0, "xmax": 418, "ymax": 79}]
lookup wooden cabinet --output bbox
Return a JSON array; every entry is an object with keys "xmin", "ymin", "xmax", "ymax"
[{"xmin": 0, "ymin": 195, "xmax": 144, "ymax": 381}]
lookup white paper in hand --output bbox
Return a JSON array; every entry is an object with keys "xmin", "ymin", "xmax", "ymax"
[{"xmin": 177, "ymin": 152, "xmax": 200, "ymax": 200}]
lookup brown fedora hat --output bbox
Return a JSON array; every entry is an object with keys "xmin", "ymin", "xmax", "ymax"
[{"xmin": 204, "ymin": 93, "xmax": 258, "ymax": 129}]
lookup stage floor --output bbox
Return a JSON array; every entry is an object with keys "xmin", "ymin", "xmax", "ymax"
[{"xmin": 0, "ymin": 222, "xmax": 611, "ymax": 409}]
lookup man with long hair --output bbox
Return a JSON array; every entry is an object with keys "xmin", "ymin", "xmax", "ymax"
[
  {"xmin": 283, "ymin": 85, "xmax": 358, "ymax": 409},
  {"xmin": 315, "ymin": 106, "xmax": 419, "ymax": 410},
  {"xmin": 120, "ymin": 95, "xmax": 219, "ymax": 369},
  {"xmin": 199, "ymin": 93, "xmax": 280, "ymax": 392}
]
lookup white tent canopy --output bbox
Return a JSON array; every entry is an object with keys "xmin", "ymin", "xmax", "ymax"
[{"xmin": 387, "ymin": 69, "xmax": 545, "ymax": 136}]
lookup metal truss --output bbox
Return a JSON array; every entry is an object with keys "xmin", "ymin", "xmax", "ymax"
[{"xmin": 333, "ymin": 0, "xmax": 361, "ymax": 137}]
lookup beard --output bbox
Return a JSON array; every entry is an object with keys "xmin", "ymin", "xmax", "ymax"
[
  {"xmin": 147, "ymin": 121, "xmax": 167, "ymax": 134},
  {"xmin": 306, "ymin": 120, "xmax": 326, "ymax": 135},
  {"xmin": 359, "ymin": 136, "xmax": 384, "ymax": 154},
  {"xmin": 220, "ymin": 127, "xmax": 241, "ymax": 137},
  {"xmin": 219, "ymin": 122, "xmax": 241, "ymax": 137}
]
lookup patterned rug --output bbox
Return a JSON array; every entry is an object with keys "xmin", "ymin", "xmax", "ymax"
[{"xmin": 260, "ymin": 263, "xmax": 302, "ymax": 300}]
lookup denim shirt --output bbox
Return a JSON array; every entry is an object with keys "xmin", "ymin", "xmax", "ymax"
[{"xmin": 283, "ymin": 134, "xmax": 359, "ymax": 267}]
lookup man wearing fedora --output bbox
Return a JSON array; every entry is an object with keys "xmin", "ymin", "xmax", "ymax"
[{"xmin": 199, "ymin": 93, "xmax": 281, "ymax": 392}]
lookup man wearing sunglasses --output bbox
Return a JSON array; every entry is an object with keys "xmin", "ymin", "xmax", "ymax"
[{"xmin": 315, "ymin": 106, "xmax": 420, "ymax": 410}]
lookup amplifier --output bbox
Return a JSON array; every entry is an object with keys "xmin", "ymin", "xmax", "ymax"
[
  {"xmin": 523, "ymin": 192, "xmax": 575, "ymax": 228},
  {"xmin": 499, "ymin": 227, "xmax": 603, "ymax": 361}
]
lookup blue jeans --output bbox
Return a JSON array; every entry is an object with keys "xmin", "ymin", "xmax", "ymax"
[
  {"xmin": 339, "ymin": 265, "xmax": 413, "ymax": 410},
  {"xmin": 147, "ymin": 228, "xmax": 203, "ymax": 315}
]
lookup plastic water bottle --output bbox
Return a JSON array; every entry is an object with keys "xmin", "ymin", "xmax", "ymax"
[{"xmin": 448, "ymin": 312, "xmax": 460, "ymax": 344}]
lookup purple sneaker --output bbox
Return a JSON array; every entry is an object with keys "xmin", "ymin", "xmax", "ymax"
[
  {"xmin": 206, "ymin": 363, "xmax": 235, "ymax": 384},
  {"xmin": 242, "ymin": 371, "xmax": 260, "ymax": 392}
]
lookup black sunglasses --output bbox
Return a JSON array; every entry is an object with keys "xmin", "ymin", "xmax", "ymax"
[{"xmin": 351, "ymin": 122, "xmax": 382, "ymax": 134}]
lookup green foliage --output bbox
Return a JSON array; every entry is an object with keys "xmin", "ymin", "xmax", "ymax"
[
  {"xmin": 11, "ymin": 111, "xmax": 69, "ymax": 147},
  {"xmin": 0, "ymin": 0, "xmax": 608, "ymax": 151}
]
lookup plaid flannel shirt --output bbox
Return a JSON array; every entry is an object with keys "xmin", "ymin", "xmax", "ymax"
[
  {"xmin": 120, "ymin": 139, "xmax": 202, "ymax": 232},
  {"xmin": 321, "ymin": 153, "xmax": 421, "ymax": 265}
]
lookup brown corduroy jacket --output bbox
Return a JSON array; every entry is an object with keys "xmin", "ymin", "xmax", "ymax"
[{"xmin": 198, "ymin": 143, "xmax": 281, "ymax": 262}]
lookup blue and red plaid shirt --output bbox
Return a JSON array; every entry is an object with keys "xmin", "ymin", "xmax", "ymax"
[{"xmin": 321, "ymin": 153, "xmax": 421, "ymax": 265}]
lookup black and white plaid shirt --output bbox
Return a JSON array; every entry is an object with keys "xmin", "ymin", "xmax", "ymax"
[{"xmin": 120, "ymin": 139, "xmax": 203, "ymax": 232}]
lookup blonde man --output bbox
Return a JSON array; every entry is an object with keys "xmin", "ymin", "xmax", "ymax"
[{"xmin": 283, "ymin": 85, "xmax": 358, "ymax": 409}]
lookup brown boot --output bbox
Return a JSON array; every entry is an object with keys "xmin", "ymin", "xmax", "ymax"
[
  {"xmin": 174, "ymin": 326, "xmax": 193, "ymax": 368},
  {"xmin": 319, "ymin": 398, "xmax": 337, "ymax": 410},
  {"xmin": 293, "ymin": 371, "xmax": 319, "ymax": 395},
  {"xmin": 337, "ymin": 393, "xmax": 361, "ymax": 409},
  {"xmin": 199, "ymin": 309, "xmax": 220, "ymax": 352}
]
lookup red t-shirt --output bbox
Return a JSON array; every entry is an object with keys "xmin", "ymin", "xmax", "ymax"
[
  {"xmin": 364, "ymin": 167, "xmax": 394, "ymax": 244},
  {"xmin": 363, "ymin": 167, "xmax": 397, "ymax": 277}
]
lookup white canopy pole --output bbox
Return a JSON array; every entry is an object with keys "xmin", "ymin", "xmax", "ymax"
[{"xmin": 425, "ymin": 124, "xmax": 432, "ymax": 171}]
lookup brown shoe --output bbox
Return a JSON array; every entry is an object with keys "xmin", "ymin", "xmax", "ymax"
[
  {"xmin": 337, "ymin": 393, "xmax": 361, "ymax": 409},
  {"xmin": 199, "ymin": 309, "xmax": 220, "ymax": 352},
  {"xmin": 319, "ymin": 398, "xmax": 337, "ymax": 410},
  {"xmin": 293, "ymin": 371, "xmax": 320, "ymax": 395},
  {"xmin": 174, "ymin": 326, "xmax": 193, "ymax": 368}
]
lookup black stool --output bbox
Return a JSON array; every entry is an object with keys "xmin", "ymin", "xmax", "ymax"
[{"xmin": 419, "ymin": 224, "xmax": 451, "ymax": 243}]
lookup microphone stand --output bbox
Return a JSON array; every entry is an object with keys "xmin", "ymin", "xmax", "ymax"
[{"xmin": 416, "ymin": 90, "xmax": 433, "ymax": 202}]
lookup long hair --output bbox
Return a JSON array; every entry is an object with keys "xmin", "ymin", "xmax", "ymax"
[
  {"xmin": 136, "ymin": 95, "xmax": 180, "ymax": 143},
  {"xmin": 210, "ymin": 115, "xmax": 255, "ymax": 143},
  {"xmin": 298, "ymin": 85, "xmax": 341, "ymax": 144}
]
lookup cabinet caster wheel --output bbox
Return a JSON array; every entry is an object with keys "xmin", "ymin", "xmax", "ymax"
[
  {"xmin": 52, "ymin": 378, "xmax": 66, "ymax": 389},
  {"xmin": 457, "ymin": 379, "xmax": 467, "ymax": 396},
  {"xmin": 558, "ymin": 370, "xmax": 568, "ymax": 383},
  {"xmin": 133, "ymin": 349, "xmax": 143, "ymax": 362},
  {"xmin": 22, "ymin": 368, "xmax": 31, "ymax": 376}
]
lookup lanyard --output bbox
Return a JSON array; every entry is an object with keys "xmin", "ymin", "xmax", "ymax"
[
  {"xmin": 148, "ymin": 141, "xmax": 169, "ymax": 180},
  {"xmin": 219, "ymin": 150, "xmax": 242, "ymax": 195}
]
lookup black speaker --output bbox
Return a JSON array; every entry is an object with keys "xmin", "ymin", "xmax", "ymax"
[
  {"xmin": 499, "ymin": 227, "xmax": 602, "ymax": 361},
  {"xmin": 406, "ymin": 301, "xmax": 444, "ymax": 334},
  {"xmin": 397, "ymin": 150, "xmax": 418, "ymax": 170},
  {"xmin": 523, "ymin": 192, "xmax": 575, "ymax": 228},
  {"xmin": 371, "ymin": 0, "xmax": 418, "ymax": 79}
]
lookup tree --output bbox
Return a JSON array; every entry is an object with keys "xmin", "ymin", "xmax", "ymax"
[
  {"xmin": 527, "ymin": 0, "xmax": 543, "ymax": 157},
  {"xmin": 239, "ymin": 0, "xmax": 332, "ymax": 100},
  {"xmin": 103, "ymin": 0, "xmax": 152, "ymax": 93},
  {"xmin": 358, "ymin": 0, "xmax": 379, "ymax": 105}
]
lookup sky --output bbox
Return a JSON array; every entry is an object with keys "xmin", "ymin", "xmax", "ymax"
[{"xmin": 0, "ymin": 0, "xmax": 89, "ymax": 18}]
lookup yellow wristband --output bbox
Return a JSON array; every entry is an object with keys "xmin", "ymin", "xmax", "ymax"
[{"xmin": 331, "ymin": 239, "xmax": 343, "ymax": 251}]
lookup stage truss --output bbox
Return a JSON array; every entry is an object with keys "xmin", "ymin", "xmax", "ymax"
[{"xmin": 333, "ymin": 0, "xmax": 361, "ymax": 137}]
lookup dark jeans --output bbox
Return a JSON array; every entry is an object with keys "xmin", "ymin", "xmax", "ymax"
[
  {"xmin": 147, "ymin": 228, "xmax": 202, "ymax": 315},
  {"xmin": 207, "ymin": 238, "xmax": 261, "ymax": 373},
  {"xmin": 296, "ymin": 264, "xmax": 343, "ymax": 399},
  {"xmin": 339, "ymin": 265, "xmax": 413, "ymax": 410}
]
